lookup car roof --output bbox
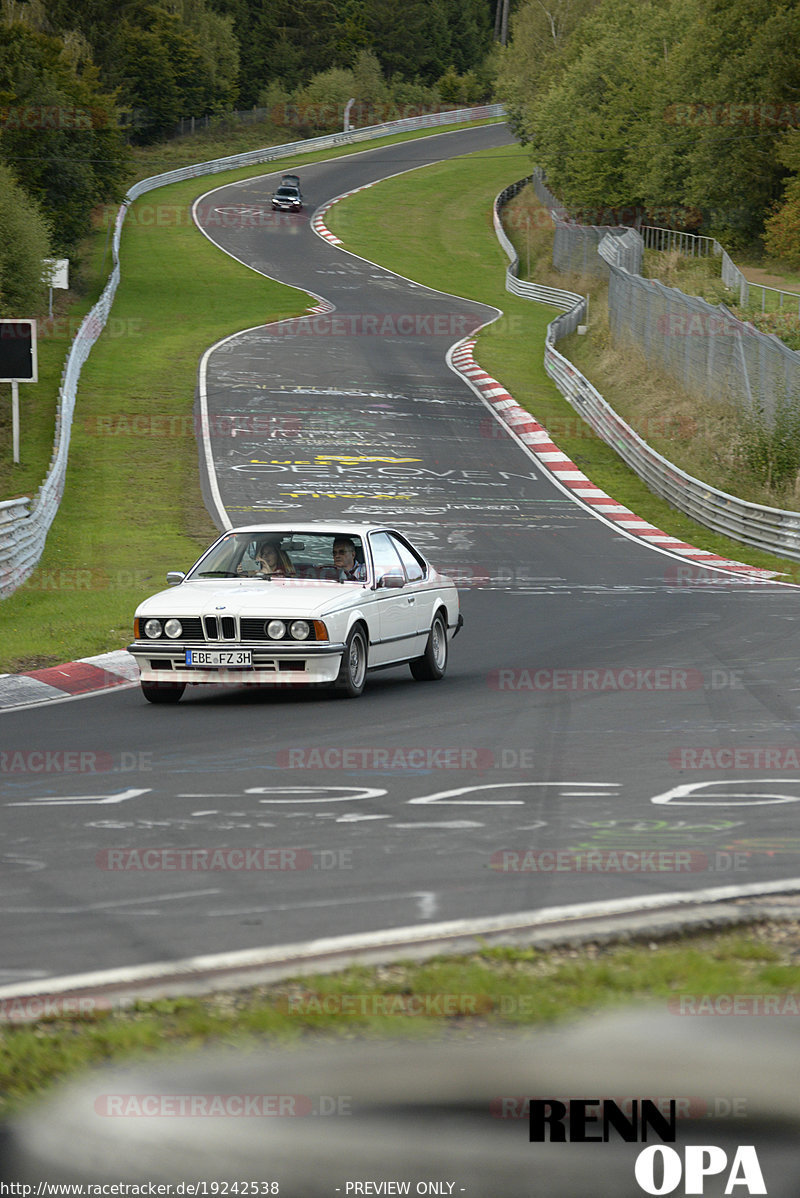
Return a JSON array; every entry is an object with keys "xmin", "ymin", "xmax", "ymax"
[{"xmin": 226, "ymin": 523, "xmax": 394, "ymax": 537}]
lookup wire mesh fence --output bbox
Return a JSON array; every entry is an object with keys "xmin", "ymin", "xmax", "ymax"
[
  {"xmin": 530, "ymin": 168, "xmax": 800, "ymax": 424},
  {"xmin": 500, "ymin": 174, "xmax": 800, "ymax": 561},
  {"xmin": 604, "ymin": 244, "xmax": 800, "ymax": 423}
]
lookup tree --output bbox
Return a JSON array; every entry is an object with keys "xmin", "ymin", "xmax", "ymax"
[
  {"xmin": 764, "ymin": 130, "xmax": 800, "ymax": 266},
  {"xmin": 667, "ymin": 0, "xmax": 800, "ymax": 239},
  {"xmin": 0, "ymin": 161, "xmax": 52, "ymax": 316},
  {"xmin": 0, "ymin": 24, "xmax": 128, "ymax": 250},
  {"xmin": 520, "ymin": 1, "xmax": 682, "ymax": 214},
  {"xmin": 440, "ymin": 0, "xmax": 492, "ymax": 74},
  {"xmin": 233, "ymin": 0, "xmax": 350, "ymax": 106},
  {"xmin": 500, "ymin": 0, "xmax": 800, "ymax": 238},
  {"xmin": 366, "ymin": 0, "xmax": 452, "ymax": 82},
  {"xmin": 41, "ymin": 0, "xmax": 240, "ymax": 138},
  {"xmin": 352, "ymin": 48, "xmax": 388, "ymax": 102},
  {"xmin": 495, "ymin": 0, "xmax": 602, "ymax": 138},
  {"xmin": 97, "ymin": 1, "xmax": 241, "ymax": 141}
]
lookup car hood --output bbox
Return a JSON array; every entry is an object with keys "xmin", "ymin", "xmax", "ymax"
[{"xmin": 135, "ymin": 579, "xmax": 367, "ymax": 619}]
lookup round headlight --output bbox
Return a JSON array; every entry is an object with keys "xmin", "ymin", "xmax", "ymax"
[
  {"xmin": 290, "ymin": 620, "xmax": 311, "ymax": 640},
  {"xmin": 144, "ymin": 619, "xmax": 162, "ymax": 639},
  {"xmin": 164, "ymin": 618, "xmax": 183, "ymax": 639},
  {"xmin": 266, "ymin": 619, "xmax": 286, "ymax": 639}
]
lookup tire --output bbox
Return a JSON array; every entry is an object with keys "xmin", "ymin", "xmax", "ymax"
[
  {"xmin": 410, "ymin": 612, "xmax": 448, "ymax": 682},
  {"xmin": 141, "ymin": 680, "xmax": 185, "ymax": 704},
  {"xmin": 334, "ymin": 625, "xmax": 368, "ymax": 697}
]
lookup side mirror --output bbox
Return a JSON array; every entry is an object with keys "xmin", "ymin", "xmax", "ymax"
[
  {"xmin": 166, "ymin": 571, "xmax": 185, "ymax": 587},
  {"xmin": 378, "ymin": 571, "xmax": 405, "ymax": 590}
]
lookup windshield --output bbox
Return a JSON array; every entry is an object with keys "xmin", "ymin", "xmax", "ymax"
[{"xmin": 188, "ymin": 532, "xmax": 368, "ymax": 582}]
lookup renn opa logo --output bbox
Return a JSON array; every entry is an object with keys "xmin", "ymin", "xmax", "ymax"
[{"xmin": 529, "ymin": 1100, "xmax": 765, "ymax": 1195}]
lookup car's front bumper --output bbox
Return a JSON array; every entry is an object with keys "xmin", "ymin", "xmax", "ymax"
[{"xmin": 127, "ymin": 640, "xmax": 346, "ymax": 686}]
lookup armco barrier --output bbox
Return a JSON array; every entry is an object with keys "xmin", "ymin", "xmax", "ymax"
[
  {"xmin": 495, "ymin": 180, "xmax": 800, "ymax": 564},
  {"xmin": 493, "ymin": 179, "xmax": 584, "ymax": 313},
  {"xmin": 0, "ymin": 104, "xmax": 504, "ymax": 600}
]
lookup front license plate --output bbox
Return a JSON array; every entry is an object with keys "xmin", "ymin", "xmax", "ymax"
[{"xmin": 185, "ymin": 649, "xmax": 252, "ymax": 668}]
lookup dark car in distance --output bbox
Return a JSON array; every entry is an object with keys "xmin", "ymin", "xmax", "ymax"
[{"xmin": 271, "ymin": 185, "xmax": 303, "ymax": 211}]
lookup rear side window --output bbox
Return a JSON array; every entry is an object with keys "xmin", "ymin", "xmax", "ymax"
[
  {"xmin": 389, "ymin": 535, "xmax": 426, "ymax": 582},
  {"xmin": 369, "ymin": 532, "xmax": 405, "ymax": 580}
]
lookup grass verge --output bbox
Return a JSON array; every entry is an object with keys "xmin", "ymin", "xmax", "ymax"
[
  {"xmin": 1, "ymin": 924, "xmax": 796, "ymax": 1116},
  {"xmin": 0, "ymin": 120, "xmax": 500, "ymax": 673}
]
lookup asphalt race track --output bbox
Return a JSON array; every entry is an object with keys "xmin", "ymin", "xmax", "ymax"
[{"xmin": 2, "ymin": 123, "xmax": 800, "ymax": 984}]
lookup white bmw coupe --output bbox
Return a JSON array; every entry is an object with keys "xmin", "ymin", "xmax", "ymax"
[{"xmin": 129, "ymin": 523, "xmax": 462, "ymax": 703}]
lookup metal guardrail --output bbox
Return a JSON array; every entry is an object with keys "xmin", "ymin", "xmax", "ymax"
[
  {"xmin": 495, "ymin": 179, "xmax": 800, "ymax": 564},
  {"xmin": 0, "ymin": 104, "xmax": 505, "ymax": 600},
  {"xmin": 494, "ymin": 179, "xmax": 584, "ymax": 313},
  {"xmin": 597, "ymin": 228, "xmax": 643, "ymax": 275}
]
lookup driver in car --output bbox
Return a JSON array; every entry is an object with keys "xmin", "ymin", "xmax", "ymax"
[{"xmin": 332, "ymin": 537, "xmax": 367, "ymax": 581}]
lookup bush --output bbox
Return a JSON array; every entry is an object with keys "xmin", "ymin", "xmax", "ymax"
[
  {"xmin": 736, "ymin": 393, "xmax": 800, "ymax": 492},
  {"xmin": 0, "ymin": 163, "xmax": 52, "ymax": 317}
]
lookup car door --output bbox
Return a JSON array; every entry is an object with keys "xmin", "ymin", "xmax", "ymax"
[
  {"xmin": 388, "ymin": 532, "xmax": 435, "ymax": 643},
  {"xmin": 367, "ymin": 531, "xmax": 422, "ymax": 665}
]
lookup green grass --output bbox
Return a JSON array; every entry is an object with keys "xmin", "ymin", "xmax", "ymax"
[
  {"xmin": 0, "ymin": 119, "xmax": 501, "ymax": 673},
  {"xmin": 1, "ymin": 928, "xmax": 794, "ymax": 1116},
  {"xmin": 327, "ymin": 157, "xmax": 800, "ymax": 581}
]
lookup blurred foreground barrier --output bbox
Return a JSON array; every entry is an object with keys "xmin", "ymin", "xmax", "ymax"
[{"xmin": 2, "ymin": 1010, "xmax": 799, "ymax": 1194}]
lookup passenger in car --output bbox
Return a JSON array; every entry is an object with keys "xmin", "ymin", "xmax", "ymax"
[
  {"xmin": 238, "ymin": 540, "xmax": 294, "ymax": 577},
  {"xmin": 256, "ymin": 541, "xmax": 294, "ymax": 576}
]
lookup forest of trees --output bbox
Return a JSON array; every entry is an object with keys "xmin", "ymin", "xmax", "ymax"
[
  {"xmin": 8, "ymin": 0, "xmax": 800, "ymax": 318},
  {"xmin": 496, "ymin": 0, "xmax": 800, "ymax": 248},
  {"xmin": 0, "ymin": 0, "xmax": 497, "ymax": 314}
]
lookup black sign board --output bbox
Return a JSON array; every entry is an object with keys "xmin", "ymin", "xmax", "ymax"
[{"xmin": 0, "ymin": 320, "xmax": 37, "ymax": 382}]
